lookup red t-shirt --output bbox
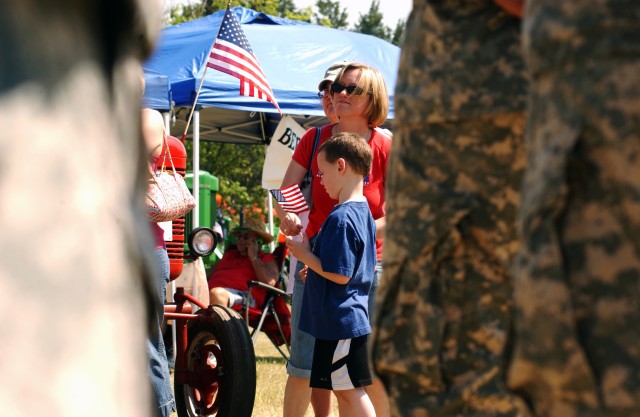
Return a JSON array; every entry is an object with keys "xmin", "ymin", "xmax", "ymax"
[
  {"xmin": 207, "ymin": 248, "xmax": 276, "ymax": 291},
  {"xmin": 291, "ymin": 124, "xmax": 392, "ymax": 260},
  {"xmin": 208, "ymin": 248, "xmax": 276, "ymax": 306}
]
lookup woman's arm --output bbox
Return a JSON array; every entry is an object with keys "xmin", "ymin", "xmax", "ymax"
[
  {"xmin": 375, "ymin": 216, "xmax": 385, "ymax": 239},
  {"xmin": 141, "ymin": 108, "xmax": 164, "ymax": 157}
]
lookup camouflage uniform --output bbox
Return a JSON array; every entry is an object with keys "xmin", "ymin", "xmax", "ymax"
[
  {"xmin": 506, "ymin": 2, "xmax": 640, "ymax": 416},
  {"xmin": 371, "ymin": 1, "xmax": 530, "ymax": 416}
]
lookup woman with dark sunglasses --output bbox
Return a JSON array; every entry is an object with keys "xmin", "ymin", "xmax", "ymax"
[{"xmin": 274, "ymin": 62, "xmax": 392, "ymax": 417}]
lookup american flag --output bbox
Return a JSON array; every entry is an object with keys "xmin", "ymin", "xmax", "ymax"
[
  {"xmin": 270, "ymin": 183, "xmax": 309, "ymax": 214},
  {"xmin": 207, "ymin": 8, "xmax": 281, "ymax": 114}
]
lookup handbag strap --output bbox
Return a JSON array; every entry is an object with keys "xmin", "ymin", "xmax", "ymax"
[
  {"xmin": 159, "ymin": 130, "xmax": 178, "ymax": 174},
  {"xmin": 303, "ymin": 127, "xmax": 321, "ymax": 184}
]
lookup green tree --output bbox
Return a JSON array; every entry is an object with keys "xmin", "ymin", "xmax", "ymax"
[
  {"xmin": 185, "ymin": 140, "xmax": 267, "ymax": 220},
  {"xmin": 277, "ymin": 0, "xmax": 312, "ymax": 21},
  {"xmin": 390, "ymin": 18, "xmax": 405, "ymax": 46},
  {"xmin": 354, "ymin": 0, "xmax": 390, "ymax": 40},
  {"xmin": 202, "ymin": 0, "xmax": 280, "ymax": 16},
  {"xmin": 168, "ymin": 0, "xmax": 307, "ymax": 25},
  {"xmin": 352, "ymin": 0, "xmax": 405, "ymax": 45},
  {"xmin": 314, "ymin": 0, "xmax": 349, "ymax": 29}
]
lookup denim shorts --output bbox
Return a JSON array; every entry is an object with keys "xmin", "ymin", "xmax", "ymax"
[
  {"xmin": 368, "ymin": 261, "xmax": 382, "ymax": 324},
  {"xmin": 286, "ymin": 259, "xmax": 315, "ymax": 378},
  {"xmin": 286, "ymin": 252, "xmax": 382, "ymax": 379}
]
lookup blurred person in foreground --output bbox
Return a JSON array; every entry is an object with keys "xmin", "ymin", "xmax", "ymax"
[
  {"xmin": 371, "ymin": 0, "xmax": 531, "ymax": 416},
  {"xmin": 0, "ymin": 0, "xmax": 164, "ymax": 416},
  {"xmin": 142, "ymin": 108, "xmax": 176, "ymax": 417}
]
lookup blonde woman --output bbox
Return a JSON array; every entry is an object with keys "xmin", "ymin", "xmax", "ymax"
[{"xmin": 275, "ymin": 62, "xmax": 392, "ymax": 417}]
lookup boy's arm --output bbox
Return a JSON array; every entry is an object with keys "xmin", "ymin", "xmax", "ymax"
[
  {"xmin": 286, "ymin": 235, "xmax": 350, "ymax": 285},
  {"xmin": 298, "ymin": 251, "xmax": 349, "ymax": 285}
]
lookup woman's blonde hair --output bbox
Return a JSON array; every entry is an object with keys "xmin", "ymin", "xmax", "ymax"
[{"xmin": 334, "ymin": 62, "xmax": 389, "ymax": 127}]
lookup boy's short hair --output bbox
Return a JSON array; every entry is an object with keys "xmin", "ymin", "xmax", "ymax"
[{"xmin": 318, "ymin": 132, "xmax": 373, "ymax": 176}]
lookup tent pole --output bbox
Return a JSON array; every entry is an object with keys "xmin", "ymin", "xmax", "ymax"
[
  {"xmin": 262, "ymin": 113, "xmax": 275, "ymax": 249},
  {"xmin": 268, "ymin": 188, "xmax": 275, "ymax": 251},
  {"xmin": 162, "ymin": 112, "xmax": 170, "ymax": 134},
  {"xmin": 193, "ymin": 108, "xmax": 200, "ymax": 229},
  {"xmin": 190, "ymin": 109, "xmax": 201, "ymax": 309}
]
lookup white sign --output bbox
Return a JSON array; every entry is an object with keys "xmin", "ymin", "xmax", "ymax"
[{"xmin": 261, "ymin": 115, "xmax": 307, "ymax": 189}]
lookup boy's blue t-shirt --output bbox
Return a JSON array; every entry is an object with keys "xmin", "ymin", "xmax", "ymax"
[{"xmin": 299, "ymin": 200, "xmax": 376, "ymax": 340}]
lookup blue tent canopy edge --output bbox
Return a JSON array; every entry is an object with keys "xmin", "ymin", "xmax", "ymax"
[{"xmin": 142, "ymin": 7, "xmax": 399, "ymax": 120}]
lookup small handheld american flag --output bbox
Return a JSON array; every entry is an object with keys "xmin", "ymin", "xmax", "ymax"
[
  {"xmin": 270, "ymin": 183, "xmax": 310, "ymax": 214},
  {"xmin": 206, "ymin": 7, "xmax": 281, "ymax": 114}
]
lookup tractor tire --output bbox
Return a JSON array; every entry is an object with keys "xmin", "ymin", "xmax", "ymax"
[{"xmin": 175, "ymin": 305, "xmax": 256, "ymax": 417}]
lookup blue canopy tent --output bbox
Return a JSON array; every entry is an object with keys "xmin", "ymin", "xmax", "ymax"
[
  {"xmin": 142, "ymin": 7, "xmax": 400, "ymax": 145},
  {"xmin": 141, "ymin": 69, "xmax": 171, "ymax": 110}
]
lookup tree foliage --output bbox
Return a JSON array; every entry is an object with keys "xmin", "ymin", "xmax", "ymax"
[
  {"xmin": 390, "ymin": 19, "xmax": 405, "ymax": 46},
  {"xmin": 167, "ymin": 0, "xmax": 404, "ymax": 43},
  {"xmin": 314, "ymin": 0, "xmax": 349, "ymax": 29},
  {"xmin": 354, "ymin": 0, "xmax": 405, "ymax": 45},
  {"xmin": 168, "ymin": 0, "xmax": 306, "ymax": 25},
  {"xmin": 354, "ymin": 0, "xmax": 388, "ymax": 39},
  {"xmin": 185, "ymin": 140, "xmax": 267, "ymax": 220}
]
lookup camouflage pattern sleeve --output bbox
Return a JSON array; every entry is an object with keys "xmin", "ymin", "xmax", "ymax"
[
  {"xmin": 507, "ymin": 1, "xmax": 640, "ymax": 416},
  {"xmin": 371, "ymin": 1, "xmax": 530, "ymax": 416}
]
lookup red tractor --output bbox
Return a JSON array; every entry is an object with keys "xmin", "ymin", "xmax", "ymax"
[{"xmin": 159, "ymin": 136, "xmax": 256, "ymax": 417}]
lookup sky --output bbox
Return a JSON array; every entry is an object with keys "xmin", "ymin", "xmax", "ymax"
[{"xmin": 293, "ymin": 0, "xmax": 412, "ymax": 28}]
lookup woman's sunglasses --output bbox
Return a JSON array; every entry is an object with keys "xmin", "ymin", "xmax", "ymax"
[{"xmin": 330, "ymin": 82, "xmax": 366, "ymax": 96}]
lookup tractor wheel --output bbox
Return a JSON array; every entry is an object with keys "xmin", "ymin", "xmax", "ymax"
[{"xmin": 175, "ymin": 305, "xmax": 256, "ymax": 417}]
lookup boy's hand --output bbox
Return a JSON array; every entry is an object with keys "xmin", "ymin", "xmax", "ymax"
[
  {"xmin": 286, "ymin": 234, "xmax": 310, "ymax": 261},
  {"xmin": 299, "ymin": 265, "xmax": 308, "ymax": 283}
]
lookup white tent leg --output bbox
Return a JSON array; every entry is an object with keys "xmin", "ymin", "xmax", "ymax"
[
  {"xmin": 191, "ymin": 109, "xmax": 200, "ymax": 310},
  {"xmin": 268, "ymin": 189, "xmax": 275, "ymax": 252}
]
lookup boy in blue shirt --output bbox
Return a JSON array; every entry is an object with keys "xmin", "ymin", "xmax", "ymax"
[{"xmin": 286, "ymin": 132, "xmax": 376, "ymax": 416}]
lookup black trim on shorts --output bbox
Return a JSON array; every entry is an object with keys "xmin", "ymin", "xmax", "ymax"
[{"xmin": 310, "ymin": 334, "xmax": 372, "ymax": 391}]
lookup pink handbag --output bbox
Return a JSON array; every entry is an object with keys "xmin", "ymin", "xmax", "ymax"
[{"xmin": 146, "ymin": 134, "xmax": 196, "ymax": 222}]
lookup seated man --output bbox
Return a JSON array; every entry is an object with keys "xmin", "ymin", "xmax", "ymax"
[{"xmin": 208, "ymin": 216, "xmax": 279, "ymax": 308}]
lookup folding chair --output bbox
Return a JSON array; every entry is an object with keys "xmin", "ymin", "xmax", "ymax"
[{"xmin": 233, "ymin": 244, "xmax": 291, "ymax": 360}]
